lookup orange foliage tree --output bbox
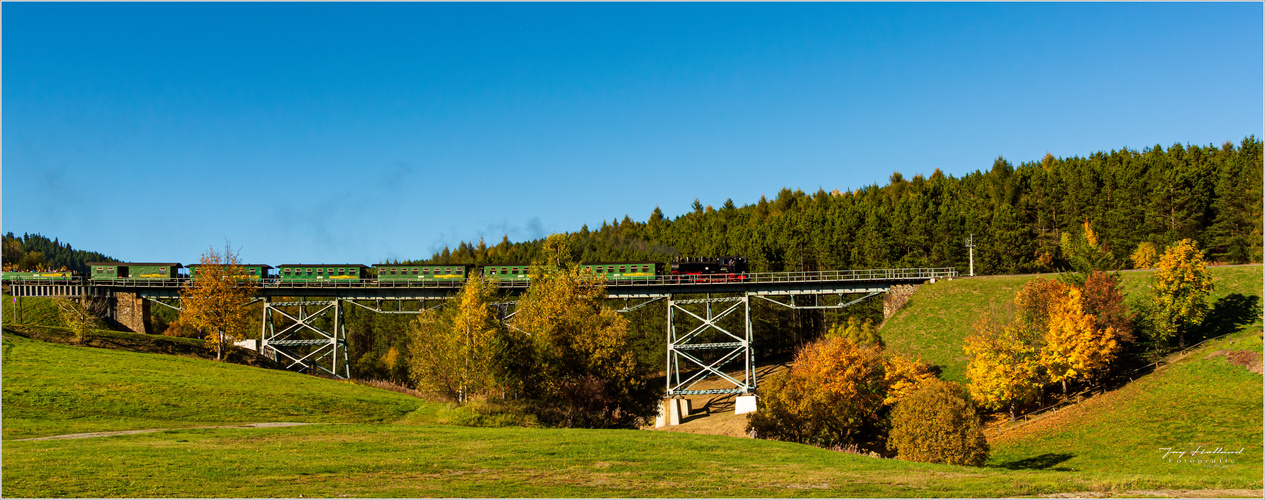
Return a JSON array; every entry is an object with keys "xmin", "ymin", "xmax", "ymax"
[
  {"xmin": 1080, "ymin": 270, "xmax": 1134, "ymax": 343},
  {"xmin": 746, "ymin": 333, "xmax": 933, "ymax": 452},
  {"xmin": 178, "ymin": 244, "xmax": 257, "ymax": 361},
  {"xmin": 1039, "ymin": 288, "xmax": 1123, "ymax": 394},
  {"xmin": 746, "ymin": 337, "xmax": 889, "ymax": 449}
]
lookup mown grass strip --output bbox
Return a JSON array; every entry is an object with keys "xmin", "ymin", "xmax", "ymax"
[{"xmin": 5, "ymin": 422, "xmax": 1249, "ymax": 498}]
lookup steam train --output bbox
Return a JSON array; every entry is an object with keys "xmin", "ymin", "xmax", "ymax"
[{"xmin": 3, "ymin": 256, "xmax": 749, "ymax": 284}]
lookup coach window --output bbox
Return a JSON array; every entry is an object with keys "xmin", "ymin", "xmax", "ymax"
[{"xmin": 619, "ymin": 266, "xmax": 626, "ymax": 273}]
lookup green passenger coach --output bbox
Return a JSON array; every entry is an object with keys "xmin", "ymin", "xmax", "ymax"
[
  {"xmin": 0, "ymin": 270, "xmax": 77, "ymax": 282},
  {"xmin": 579, "ymin": 261, "xmax": 660, "ymax": 281},
  {"xmin": 186, "ymin": 264, "xmax": 272, "ymax": 281},
  {"xmin": 373, "ymin": 264, "xmax": 470, "ymax": 282},
  {"xmin": 480, "ymin": 263, "xmax": 545, "ymax": 281},
  {"xmin": 87, "ymin": 262, "xmax": 182, "ymax": 281},
  {"xmin": 277, "ymin": 264, "xmax": 368, "ymax": 282}
]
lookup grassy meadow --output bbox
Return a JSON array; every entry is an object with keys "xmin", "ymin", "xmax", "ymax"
[
  {"xmin": 1, "ymin": 333, "xmax": 424, "ymax": 440},
  {"xmin": 2, "ymin": 265, "xmax": 1260, "ymax": 497}
]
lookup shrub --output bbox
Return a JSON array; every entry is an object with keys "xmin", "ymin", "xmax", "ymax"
[
  {"xmin": 746, "ymin": 337, "xmax": 890, "ymax": 452},
  {"xmin": 888, "ymin": 379, "xmax": 989, "ymax": 466}
]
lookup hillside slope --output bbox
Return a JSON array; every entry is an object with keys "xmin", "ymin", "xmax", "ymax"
[
  {"xmin": 0, "ymin": 334, "xmax": 426, "ymax": 440},
  {"xmin": 988, "ymin": 327, "xmax": 1262, "ymax": 489},
  {"xmin": 881, "ymin": 265, "xmax": 1263, "ymax": 383}
]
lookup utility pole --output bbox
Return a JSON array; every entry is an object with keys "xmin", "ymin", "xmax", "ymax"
[{"xmin": 966, "ymin": 235, "xmax": 976, "ymax": 278}]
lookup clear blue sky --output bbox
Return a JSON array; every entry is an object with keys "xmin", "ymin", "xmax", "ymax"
[{"xmin": 3, "ymin": 2, "xmax": 1261, "ymax": 266}]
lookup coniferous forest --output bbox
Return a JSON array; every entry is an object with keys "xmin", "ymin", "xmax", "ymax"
[
  {"xmin": 1, "ymin": 233, "xmax": 116, "ymax": 274},
  {"xmin": 422, "ymin": 138, "xmax": 1262, "ymax": 275}
]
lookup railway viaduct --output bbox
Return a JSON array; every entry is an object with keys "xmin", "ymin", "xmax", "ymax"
[{"xmin": 5, "ymin": 267, "xmax": 956, "ymax": 419}]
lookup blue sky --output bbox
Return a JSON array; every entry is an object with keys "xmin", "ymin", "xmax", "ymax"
[{"xmin": 3, "ymin": 2, "xmax": 1261, "ymax": 266}]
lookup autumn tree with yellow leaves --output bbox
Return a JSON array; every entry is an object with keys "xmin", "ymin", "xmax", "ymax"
[
  {"xmin": 1130, "ymin": 241, "xmax": 1161, "ymax": 269},
  {"xmin": 965, "ymin": 317, "xmax": 1042, "ymax": 421},
  {"xmin": 1039, "ymin": 288, "xmax": 1123, "ymax": 394},
  {"xmin": 1151, "ymin": 239, "xmax": 1214, "ymax": 349},
  {"xmin": 408, "ymin": 275, "xmax": 502, "ymax": 402},
  {"xmin": 968, "ymin": 272, "xmax": 1133, "ymax": 417},
  {"xmin": 746, "ymin": 326, "xmax": 933, "ymax": 452},
  {"xmin": 747, "ymin": 336, "xmax": 890, "ymax": 450},
  {"xmin": 178, "ymin": 244, "xmax": 257, "ymax": 361},
  {"xmin": 505, "ymin": 234, "xmax": 659, "ymax": 428}
]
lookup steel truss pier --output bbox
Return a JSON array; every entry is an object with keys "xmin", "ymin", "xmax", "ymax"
[
  {"xmin": 260, "ymin": 299, "xmax": 350, "ymax": 379},
  {"xmin": 652, "ymin": 289, "xmax": 887, "ymax": 398},
  {"xmin": 259, "ymin": 298, "xmax": 438, "ymax": 379}
]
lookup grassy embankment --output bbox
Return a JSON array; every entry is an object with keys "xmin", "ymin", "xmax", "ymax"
[
  {"xmin": 987, "ymin": 327, "xmax": 1262, "ymax": 489},
  {"xmin": 4, "ymin": 325, "xmax": 1259, "ymax": 497},
  {"xmin": 2, "ymin": 266, "xmax": 1260, "ymax": 497}
]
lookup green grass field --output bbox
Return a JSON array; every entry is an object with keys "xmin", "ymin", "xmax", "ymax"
[
  {"xmin": 4, "ymin": 327, "xmax": 1262, "ymax": 497},
  {"xmin": 2, "ymin": 266, "xmax": 1260, "ymax": 497},
  {"xmin": 882, "ymin": 265, "xmax": 1264, "ymax": 383}
]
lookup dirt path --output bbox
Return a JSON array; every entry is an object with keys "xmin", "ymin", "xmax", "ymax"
[{"xmin": 15, "ymin": 422, "xmax": 325, "ymax": 441}]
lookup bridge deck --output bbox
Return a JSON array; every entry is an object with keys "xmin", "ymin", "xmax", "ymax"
[{"xmin": 4, "ymin": 267, "xmax": 957, "ymax": 299}]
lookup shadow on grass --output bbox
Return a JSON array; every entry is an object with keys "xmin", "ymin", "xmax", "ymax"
[
  {"xmin": 1196, "ymin": 293, "xmax": 1262, "ymax": 343},
  {"xmin": 993, "ymin": 453, "xmax": 1076, "ymax": 471}
]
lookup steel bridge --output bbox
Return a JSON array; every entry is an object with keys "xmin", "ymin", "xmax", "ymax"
[{"xmin": 4, "ymin": 267, "xmax": 957, "ymax": 399}]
